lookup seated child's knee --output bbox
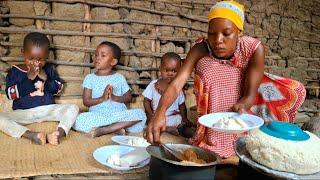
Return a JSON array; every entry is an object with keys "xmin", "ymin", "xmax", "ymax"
[
  {"xmin": 69, "ymin": 104, "xmax": 80, "ymax": 113},
  {"xmin": 62, "ymin": 104, "xmax": 79, "ymax": 113}
]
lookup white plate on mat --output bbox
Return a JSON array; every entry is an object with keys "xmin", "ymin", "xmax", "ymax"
[
  {"xmin": 112, "ymin": 135, "xmax": 150, "ymax": 148},
  {"xmin": 199, "ymin": 112, "xmax": 264, "ymax": 133},
  {"xmin": 93, "ymin": 145, "xmax": 149, "ymax": 171}
]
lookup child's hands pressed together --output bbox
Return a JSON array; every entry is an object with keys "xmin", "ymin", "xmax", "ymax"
[
  {"xmin": 27, "ymin": 60, "xmax": 47, "ymax": 80},
  {"xmin": 38, "ymin": 67, "xmax": 47, "ymax": 81},
  {"xmin": 27, "ymin": 60, "xmax": 39, "ymax": 80},
  {"xmin": 103, "ymin": 85, "xmax": 113, "ymax": 101}
]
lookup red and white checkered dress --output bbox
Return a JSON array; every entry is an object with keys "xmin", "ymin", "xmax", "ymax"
[{"xmin": 189, "ymin": 36, "xmax": 306, "ymax": 158}]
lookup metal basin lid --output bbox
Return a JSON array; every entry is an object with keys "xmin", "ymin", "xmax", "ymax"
[{"xmin": 146, "ymin": 143, "xmax": 221, "ymax": 167}]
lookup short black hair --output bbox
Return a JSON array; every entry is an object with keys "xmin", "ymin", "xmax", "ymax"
[
  {"xmin": 161, "ymin": 52, "xmax": 181, "ymax": 64},
  {"xmin": 23, "ymin": 32, "xmax": 50, "ymax": 50},
  {"xmin": 99, "ymin": 41, "xmax": 122, "ymax": 61}
]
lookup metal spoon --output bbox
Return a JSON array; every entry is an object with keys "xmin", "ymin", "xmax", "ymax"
[{"xmin": 161, "ymin": 144, "xmax": 185, "ymax": 161}]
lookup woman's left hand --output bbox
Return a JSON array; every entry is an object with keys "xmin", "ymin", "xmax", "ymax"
[{"xmin": 231, "ymin": 96, "xmax": 254, "ymax": 113}]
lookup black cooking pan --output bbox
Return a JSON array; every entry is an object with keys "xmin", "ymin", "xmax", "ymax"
[{"xmin": 147, "ymin": 144, "xmax": 221, "ymax": 180}]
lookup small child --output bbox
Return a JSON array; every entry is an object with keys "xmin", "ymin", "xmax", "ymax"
[
  {"xmin": 0, "ymin": 32, "xmax": 79, "ymax": 145},
  {"xmin": 73, "ymin": 41, "xmax": 146, "ymax": 137},
  {"xmin": 143, "ymin": 52, "xmax": 192, "ymax": 136}
]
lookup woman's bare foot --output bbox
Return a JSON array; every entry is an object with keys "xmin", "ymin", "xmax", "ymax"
[
  {"xmin": 166, "ymin": 126, "xmax": 179, "ymax": 136},
  {"xmin": 115, "ymin": 128, "xmax": 126, "ymax": 135},
  {"xmin": 22, "ymin": 131, "xmax": 46, "ymax": 145},
  {"xmin": 47, "ymin": 131, "xmax": 60, "ymax": 145}
]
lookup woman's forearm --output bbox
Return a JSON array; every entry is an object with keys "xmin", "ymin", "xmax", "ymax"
[
  {"xmin": 156, "ymin": 84, "xmax": 181, "ymax": 115},
  {"xmin": 155, "ymin": 71, "xmax": 190, "ymax": 115},
  {"xmin": 242, "ymin": 44, "xmax": 265, "ymax": 103}
]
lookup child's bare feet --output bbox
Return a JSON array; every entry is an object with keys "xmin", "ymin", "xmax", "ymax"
[
  {"xmin": 91, "ymin": 122, "xmax": 138, "ymax": 137},
  {"xmin": 22, "ymin": 131, "xmax": 46, "ymax": 145},
  {"xmin": 91, "ymin": 127, "xmax": 126, "ymax": 137},
  {"xmin": 47, "ymin": 131, "xmax": 60, "ymax": 145},
  {"xmin": 115, "ymin": 128, "xmax": 126, "ymax": 135},
  {"xmin": 90, "ymin": 127, "xmax": 100, "ymax": 137},
  {"xmin": 47, "ymin": 127, "xmax": 66, "ymax": 145},
  {"xmin": 166, "ymin": 126, "xmax": 179, "ymax": 136},
  {"xmin": 32, "ymin": 132, "xmax": 46, "ymax": 145},
  {"xmin": 91, "ymin": 127, "xmax": 109, "ymax": 137}
]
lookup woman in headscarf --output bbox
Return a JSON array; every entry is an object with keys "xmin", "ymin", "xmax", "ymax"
[{"xmin": 145, "ymin": 1, "xmax": 306, "ymax": 159}]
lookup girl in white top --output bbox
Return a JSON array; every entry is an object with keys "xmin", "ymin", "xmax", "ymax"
[{"xmin": 143, "ymin": 52, "xmax": 190, "ymax": 135}]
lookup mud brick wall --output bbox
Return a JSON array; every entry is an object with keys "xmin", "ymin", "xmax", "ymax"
[
  {"xmin": 0, "ymin": 4, "xmax": 9, "ymax": 94},
  {"xmin": 0, "ymin": 0, "xmax": 319, "ymax": 111}
]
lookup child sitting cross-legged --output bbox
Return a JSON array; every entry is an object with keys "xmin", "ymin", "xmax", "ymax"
[
  {"xmin": 73, "ymin": 41, "xmax": 147, "ymax": 137},
  {"xmin": 0, "ymin": 32, "xmax": 79, "ymax": 145}
]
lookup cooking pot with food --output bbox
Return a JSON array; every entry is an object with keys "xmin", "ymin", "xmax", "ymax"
[{"xmin": 146, "ymin": 144, "xmax": 220, "ymax": 180}]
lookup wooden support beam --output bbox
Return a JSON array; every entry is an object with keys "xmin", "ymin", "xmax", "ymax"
[
  {"xmin": 0, "ymin": 27, "xmax": 193, "ymax": 42},
  {"xmin": 0, "ymin": 14, "xmax": 207, "ymax": 33},
  {"xmin": 0, "ymin": 57, "xmax": 159, "ymax": 71}
]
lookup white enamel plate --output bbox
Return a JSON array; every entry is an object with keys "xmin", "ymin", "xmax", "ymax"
[
  {"xmin": 93, "ymin": 145, "xmax": 149, "ymax": 171},
  {"xmin": 199, "ymin": 112, "xmax": 264, "ymax": 133}
]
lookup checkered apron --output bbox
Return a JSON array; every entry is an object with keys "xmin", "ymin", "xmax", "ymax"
[{"xmin": 189, "ymin": 36, "xmax": 306, "ymax": 158}]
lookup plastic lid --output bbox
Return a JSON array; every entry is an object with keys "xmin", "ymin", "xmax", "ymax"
[{"xmin": 260, "ymin": 121, "xmax": 310, "ymax": 141}]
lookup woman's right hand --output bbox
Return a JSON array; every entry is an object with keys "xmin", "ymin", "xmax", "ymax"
[
  {"xmin": 144, "ymin": 42, "xmax": 207, "ymax": 144},
  {"xmin": 144, "ymin": 111, "xmax": 166, "ymax": 144}
]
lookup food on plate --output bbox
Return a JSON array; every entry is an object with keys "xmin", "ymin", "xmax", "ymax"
[
  {"xmin": 107, "ymin": 154, "xmax": 121, "ymax": 166},
  {"xmin": 107, "ymin": 149, "xmax": 149, "ymax": 167},
  {"xmin": 181, "ymin": 148, "xmax": 207, "ymax": 164},
  {"xmin": 120, "ymin": 149, "xmax": 150, "ymax": 167},
  {"xmin": 127, "ymin": 137, "xmax": 150, "ymax": 147},
  {"xmin": 213, "ymin": 116, "xmax": 248, "ymax": 129},
  {"xmin": 246, "ymin": 129, "xmax": 320, "ymax": 174}
]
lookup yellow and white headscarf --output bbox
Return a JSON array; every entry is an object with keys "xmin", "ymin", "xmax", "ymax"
[{"xmin": 208, "ymin": 1, "xmax": 245, "ymax": 31}]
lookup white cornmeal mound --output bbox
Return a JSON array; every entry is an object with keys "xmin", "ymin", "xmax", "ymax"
[
  {"xmin": 245, "ymin": 129, "xmax": 320, "ymax": 174},
  {"xmin": 214, "ymin": 117, "xmax": 248, "ymax": 129},
  {"xmin": 127, "ymin": 137, "xmax": 150, "ymax": 147}
]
